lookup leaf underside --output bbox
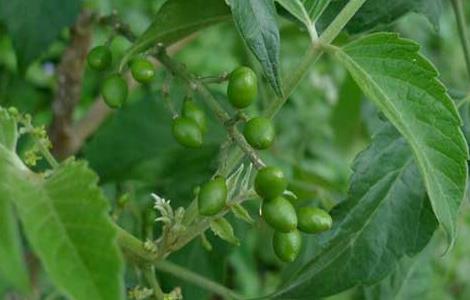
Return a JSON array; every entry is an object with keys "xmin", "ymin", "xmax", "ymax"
[{"xmin": 231, "ymin": 0, "xmax": 283, "ymax": 96}]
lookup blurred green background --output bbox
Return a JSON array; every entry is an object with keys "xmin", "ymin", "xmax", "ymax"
[{"xmin": 1, "ymin": 0, "xmax": 470, "ymax": 299}]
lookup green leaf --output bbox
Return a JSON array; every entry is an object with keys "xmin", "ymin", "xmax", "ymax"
[
  {"xmin": 273, "ymin": 123, "xmax": 438, "ymax": 299},
  {"xmin": 276, "ymin": 0, "xmax": 311, "ymax": 28},
  {"xmin": 319, "ymin": 0, "xmax": 441, "ymax": 34},
  {"xmin": 1, "ymin": 160, "xmax": 125, "ymax": 300},
  {"xmin": 231, "ymin": 203, "xmax": 254, "ymax": 224},
  {"xmin": 302, "ymin": 0, "xmax": 331, "ymax": 22},
  {"xmin": 0, "ymin": 194, "xmax": 29, "ymax": 293},
  {"xmin": 84, "ymin": 97, "xmax": 221, "ymax": 201},
  {"xmin": 334, "ymin": 32, "xmax": 468, "ymax": 247},
  {"xmin": 0, "ymin": 108, "xmax": 17, "ymax": 151},
  {"xmin": 0, "ymin": 109, "xmax": 124, "ymax": 300},
  {"xmin": 357, "ymin": 243, "xmax": 436, "ymax": 300},
  {"xmin": 230, "ymin": 0, "xmax": 283, "ymax": 96},
  {"xmin": 0, "ymin": 0, "xmax": 81, "ymax": 68},
  {"xmin": 330, "ymin": 74, "xmax": 364, "ymax": 153},
  {"xmin": 120, "ymin": 0, "xmax": 231, "ymax": 70},
  {"xmin": 210, "ymin": 217, "xmax": 240, "ymax": 246}
]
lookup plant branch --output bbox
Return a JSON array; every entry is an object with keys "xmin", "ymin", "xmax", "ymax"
[
  {"xmin": 142, "ymin": 265, "xmax": 165, "ymax": 300},
  {"xmin": 265, "ymin": 0, "xmax": 367, "ymax": 118},
  {"xmin": 49, "ymin": 10, "xmax": 93, "ymax": 159},
  {"xmin": 450, "ymin": 0, "xmax": 470, "ymax": 81},
  {"xmin": 116, "ymin": 225, "xmax": 244, "ymax": 299},
  {"xmin": 153, "ymin": 47, "xmax": 265, "ymax": 169},
  {"xmin": 98, "ymin": 12, "xmax": 137, "ymax": 42},
  {"xmin": 154, "ymin": 260, "xmax": 243, "ymax": 300}
]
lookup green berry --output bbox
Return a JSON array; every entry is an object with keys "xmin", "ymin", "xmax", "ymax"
[
  {"xmin": 255, "ymin": 166, "xmax": 288, "ymax": 200},
  {"xmin": 130, "ymin": 57, "xmax": 155, "ymax": 84},
  {"xmin": 87, "ymin": 46, "xmax": 112, "ymax": 71},
  {"xmin": 182, "ymin": 98, "xmax": 207, "ymax": 133},
  {"xmin": 198, "ymin": 177, "xmax": 227, "ymax": 216},
  {"xmin": 172, "ymin": 117, "xmax": 203, "ymax": 148},
  {"xmin": 227, "ymin": 66, "xmax": 257, "ymax": 108},
  {"xmin": 297, "ymin": 207, "xmax": 332, "ymax": 234},
  {"xmin": 243, "ymin": 117, "xmax": 275, "ymax": 150},
  {"xmin": 273, "ymin": 230, "xmax": 302, "ymax": 263},
  {"xmin": 262, "ymin": 196, "xmax": 297, "ymax": 233},
  {"xmin": 101, "ymin": 74, "xmax": 128, "ymax": 108}
]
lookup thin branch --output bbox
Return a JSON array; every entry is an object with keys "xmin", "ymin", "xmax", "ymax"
[
  {"xmin": 98, "ymin": 11, "xmax": 137, "ymax": 42},
  {"xmin": 142, "ymin": 265, "xmax": 165, "ymax": 300},
  {"xmin": 265, "ymin": 0, "xmax": 368, "ymax": 118},
  {"xmin": 450, "ymin": 0, "xmax": 470, "ymax": 81},
  {"xmin": 49, "ymin": 10, "xmax": 93, "ymax": 159},
  {"xmin": 153, "ymin": 47, "xmax": 265, "ymax": 169},
  {"xmin": 154, "ymin": 260, "xmax": 243, "ymax": 300}
]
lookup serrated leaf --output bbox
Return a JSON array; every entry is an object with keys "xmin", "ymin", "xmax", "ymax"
[
  {"xmin": 210, "ymin": 217, "xmax": 240, "ymax": 246},
  {"xmin": 0, "ymin": 0, "xmax": 81, "ymax": 68},
  {"xmin": 120, "ymin": 0, "xmax": 231, "ymax": 70},
  {"xmin": 272, "ymin": 123, "xmax": 438, "ymax": 299},
  {"xmin": 334, "ymin": 32, "xmax": 468, "ymax": 247},
  {"xmin": 0, "ymin": 110, "xmax": 124, "ymax": 300},
  {"xmin": 0, "ymin": 196, "xmax": 30, "ymax": 293},
  {"xmin": 230, "ymin": 0, "xmax": 283, "ymax": 96},
  {"xmin": 319, "ymin": 0, "xmax": 441, "ymax": 34},
  {"xmin": 231, "ymin": 203, "xmax": 254, "ymax": 224}
]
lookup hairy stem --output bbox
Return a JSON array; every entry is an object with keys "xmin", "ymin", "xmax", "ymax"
[{"xmin": 450, "ymin": 0, "xmax": 470, "ymax": 81}]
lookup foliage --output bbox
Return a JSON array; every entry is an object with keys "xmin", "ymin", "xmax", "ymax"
[{"xmin": 1, "ymin": 0, "xmax": 470, "ymax": 299}]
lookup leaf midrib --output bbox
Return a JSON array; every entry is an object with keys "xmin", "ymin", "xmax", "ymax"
[
  {"xmin": 335, "ymin": 49, "xmax": 453, "ymax": 239},
  {"xmin": 22, "ymin": 169, "xmax": 104, "ymax": 300},
  {"xmin": 277, "ymin": 158, "xmax": 413, "ymax": 298}
]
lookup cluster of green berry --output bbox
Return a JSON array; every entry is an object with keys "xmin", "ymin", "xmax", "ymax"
[
  {"xmin": 87, "ymin": 44, "xmax": 333, "ymax": 263},
  {"xmin": 194, "ymin": 66, "xmax": 332, "ymax": 263},
  {"xmin": 87, "ymin": 45, "xmax": 155, "ymax": 108},
  {"xmin": 255, "ymin": 166, "xmax": 332, "ymax": 262}
]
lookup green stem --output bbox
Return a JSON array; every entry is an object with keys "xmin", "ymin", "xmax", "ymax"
[
  {"xmin": 142, "ymin": 265, "xmax": 165, "ymax": 300},
  {"xmin": 37, "ymin": 142, "xmax": 59, "ymax": 169},
  {"xmin": 450, "ymin": 0, "xmax": 470, "ymax": 81},
  {"xmin": 116, "ymin": 227, "xmax": 244, "ymax": 299},
  {"xmin": 154, "ymin": 48, "xmax": 265, "ymax": 169},
  {"xmin": 265, "ymin": 0, "xmax": 367, "ymax": 118},
  {"xmin": 154, "ymin": 260, "xmax": 243, "ymax": 300},
  {"xmin": 115, "ymin": 224, "xmax": 159, "ymax": 264}
]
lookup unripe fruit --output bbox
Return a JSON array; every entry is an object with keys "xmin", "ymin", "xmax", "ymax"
[
  {"xmin": 273, "ymin": 230, "xmax": 302, "ymax": 263},
  {"xmin": 262, "ymin": 196, "xmax": 297, "ymax": 233},
  {"xmin": 255, "ymin": 166, "xmax": 287, "ymax": 200},
  {"xmin": 297, "ymin": 207, "xmax": 332, "ymax": 234},
  {"xmin": 243, "ymin": 117, "xmax": 275, "ymax": 149},
  {"xmin": 227, "ymin": 66, "xmax": 257, "ymax": 108},
  {"xmin": 101, "ymin": 74, "xmax": 128, "ymax": 108},
  {"xmin": 182, "ymin": 99, "xmax": 207, "ymax": 133},
  {"xmin": 87, "ymin": 46, "xmax": 112, "ymax": 71},
  {"xmin": 130, "ymin": 57, "xmax": 155, "ymax": 84},
  {"xmin": 172, "ymin": 117, "xmax": 203, "ymax": 148},
  {"xmin": 198, "ymin": 177, "xmax": 228, "ymax": 216}
]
